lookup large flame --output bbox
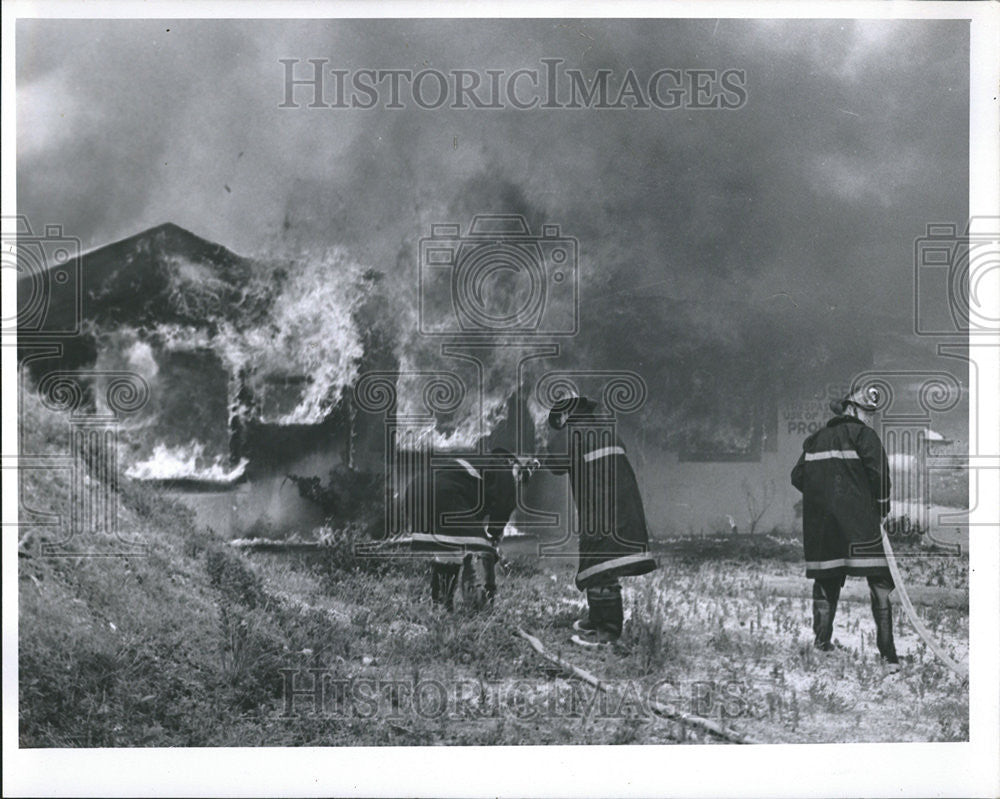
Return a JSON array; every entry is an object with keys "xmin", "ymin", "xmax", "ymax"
[
  {"xmin": 125, "ymin": 441, "xmax": 248, "ymax": 482},
  {"xmin": 213, "ymin": 247, "xmax": 368, "ymax": 425}
]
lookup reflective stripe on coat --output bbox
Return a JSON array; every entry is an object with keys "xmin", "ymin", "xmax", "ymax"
[
  {"xmin": 408, "ymin": 461, "xmax": 497, "ymax": 560},
  {"xmin": 560, "ymin": 426, "xmax": 657, "ymax": 590},
  {"xmin": 791, "ymin": 415, "xmax": 891, "ymax": 578}
]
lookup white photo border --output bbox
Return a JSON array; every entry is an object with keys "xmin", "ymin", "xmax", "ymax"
[{"xmin": 2, "ymin": 2, "xmax": 997, "ymax": 797}]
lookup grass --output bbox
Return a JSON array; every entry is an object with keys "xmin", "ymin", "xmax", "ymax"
[{"xmin": 18, "ymin": 386, "xmax": 969, "ymax": 746}]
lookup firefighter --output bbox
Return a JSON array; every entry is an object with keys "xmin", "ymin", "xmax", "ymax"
[
  {"xmin": 545, "ymin": 396, "xmax": 658, "ymax": 647},
  {"xmin": 791, "ymin": 386, "xmax": 900, "ymax": 671},
  {"xmin": 408, "ymin": 449, "xmax": 525, "ymax": 611}
]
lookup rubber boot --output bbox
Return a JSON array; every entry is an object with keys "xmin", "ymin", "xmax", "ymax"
[
  {"xmin": 812, "ymin": 577, "xmax": 842, "ymax": 651},
  {"xmin": 868, "ymin": 574, "xmax": 899, "ymax": 666},
  {"xmin": 459, "ymin": 553, "xmax": 497, "ymax": 610},
  {"xmin": 431, "ymin": 562, "xmax": 460, "ymax": 611},
  {"xmin": 573, "ymin": 583, "xmax": 623, "ymax": 646},
  {"xmin": 482, "ymin": 553, "xmax": 497, "ymax": 605}
]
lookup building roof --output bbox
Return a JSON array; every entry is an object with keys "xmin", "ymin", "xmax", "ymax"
[{"xmin": 18, "ymin": 222, "xmax": 254, "ymax": 333}]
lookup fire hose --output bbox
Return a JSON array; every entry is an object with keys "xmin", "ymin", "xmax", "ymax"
[
  {"xmin": 880, "ymin": 523, "xmax": 968, "ymax": 683},
  {"xmin": 515, "ymin": 628, "xmax": 761, "ymax": 745}
]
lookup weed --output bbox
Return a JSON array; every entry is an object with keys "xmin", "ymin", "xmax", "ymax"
[{"xmin": 622, "ymin": 584, "xmax": 671, "ymax": 674}]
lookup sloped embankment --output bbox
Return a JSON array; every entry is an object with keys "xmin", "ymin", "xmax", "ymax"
[{"xmin": 17, "ymin": 388, "xmax": 358, "ymax": 747}]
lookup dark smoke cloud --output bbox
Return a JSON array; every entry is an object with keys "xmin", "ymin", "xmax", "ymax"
[
  {"xmin": 17, "ymin": 18, "xmax": 969, "ymax": 440},
  {"xmin": 18, "ymin": 19, "xmax": 967, "ymax": 308}
]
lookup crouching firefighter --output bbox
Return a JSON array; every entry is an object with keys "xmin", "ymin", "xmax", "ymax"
[
  {"xmin": 408, "ymin": 449, "xmax": 527, "ymax": 611},
  {"xmin": 791, "ymin": 386, "xmax": 900, "ymax": 670},
  {"xmin": 545, "ymin": 396, "xmax": 658, "ymax": 647}
]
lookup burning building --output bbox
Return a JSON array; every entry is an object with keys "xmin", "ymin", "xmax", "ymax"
[
  {"xmin": 18, "ymin": 222, "xmax": 396, "ymax": 535},
  {"xmin": 17, "ymin": 219, "xmax": 967, "ymax": 546}
]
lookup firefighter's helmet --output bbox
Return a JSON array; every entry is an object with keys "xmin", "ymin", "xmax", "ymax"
[
  {"xmin": 830, "ymin": 386, "xmax": 881, "ymax": 415},
  {"xmin": 548, "ymin": 395, "xmax": 599, "ymax": 429}
]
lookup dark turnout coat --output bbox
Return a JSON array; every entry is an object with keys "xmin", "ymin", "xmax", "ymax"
[
  {"xmin": 408, "ymin": 458, "xmax": 517, "ymax": 562},
  {"xmin": 550, "ymin": 427, "xmax": 657, "ymax": 590},
  {"xmin": 791, "ymin": 415, "xmax": 892, "ymax": 579}
]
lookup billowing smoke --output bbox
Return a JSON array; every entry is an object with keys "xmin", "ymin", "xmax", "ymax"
[{"xmin": 17, "ymin": 19, "xmax": 969, "ymax": 454}]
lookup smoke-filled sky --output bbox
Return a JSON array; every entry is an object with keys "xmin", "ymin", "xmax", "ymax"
[{"xmin": 18, "ymin": 18, "xmax": 968, "ymax": 318}]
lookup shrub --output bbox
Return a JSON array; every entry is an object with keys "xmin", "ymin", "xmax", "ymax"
[
  {"xmin": 206, "ymin": 546, "xmax": 266, "ymax": 608},
  {"xmin": 286, "ymin": 464, "xmax": 384, "ymax": 537}
]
